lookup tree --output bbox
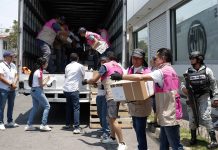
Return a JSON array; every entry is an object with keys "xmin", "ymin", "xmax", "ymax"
[{"xmin": 5, "ymin": 20, "xmax": 18, "ymax": 51}]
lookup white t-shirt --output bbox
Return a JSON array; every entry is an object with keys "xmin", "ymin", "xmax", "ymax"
[
  {"xmin": 0, "ymin": 61, "xmax": 17, "ymax": 91},
  {"xmin": 97, "ymin": 82, "xmax": 106, "ymax": 96},
  {"xmin": 149, "ymin": 69, "xmax": 164, "ymax": 88},
  {"xmin": 32, "ymin": 69, "xmax": 42, "ymax": 87},
  {"xmin": 134, "ymin": 66, "xmax": 143, "ymax": 73},
  {"xmin": 63, "ymin": 61, "xmax": 85, "ymax": 92}
]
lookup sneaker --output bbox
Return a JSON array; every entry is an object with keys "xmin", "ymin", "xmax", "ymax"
[
  {"xmin": 6, "ymin": 122, "xmax": 19, "ymax": 128},
  {"xmin": 0, "ymin": 123, "xmax": 5, "ymax": 130},
  {"xmin": 101, "ymin": 137, "xmax": 117, "ymax": 144},
  {"xmin": 24, "ymin": 125, "xmax": 36, "ymax": 131},
  {"xmin": 40, "ymin": 125, "xmax": 51, "ymax": 131},
  {"xmin": 118, "ymin": 143, "xmax": 127, "ymax": 150},
  {"xmin": 73, "ymin": 128, "xmax": 81, "ymax": 134}
]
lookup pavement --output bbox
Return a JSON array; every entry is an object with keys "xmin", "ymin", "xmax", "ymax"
[
  {"xmin": 1, "ymin": 94, "xmax": 217, "ymax": 150},
  {"xmin": 0, "ymin": 94, "xmax": 159, "ymax": 150}
]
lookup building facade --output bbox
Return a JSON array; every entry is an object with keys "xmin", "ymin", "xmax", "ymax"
[
  {"xmin": 0, "ymin": 35, "xmax": 8, "ymax": 61},
  {"xmin": 127, "ymin": 0, "xmax": 218, "ymax": 115}
]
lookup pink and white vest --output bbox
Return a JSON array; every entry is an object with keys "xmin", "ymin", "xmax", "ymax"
[
  {"xmin": 101, "ymin": 61, "xmax": 123, "ymax": 81},
  {"xmin": 127, "ymin": 66, "xmax": 151, "ymax": 74},
  {"xmin": 85, "ymin": 31, "xmax": 106, "ymax": 46},
  {"xmin": 99, "ymin": 29, "xmax": 110, "ymax": 45},
  {"xmin": 127, "ymin": 66, "xmax": 152, "ymax": 117},
  {"xmin": 37, "ymin": 19, "xmax": 57, "ymax": 46},
  {"xmin": 101, "ymin": 61, "xmax": 123, "ymax": 101},
  {"xmin": 155, "ymin": 63, "xmax": 182, "ymax": 126}
]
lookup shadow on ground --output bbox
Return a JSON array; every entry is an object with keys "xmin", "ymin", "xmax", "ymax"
[{"xmin": 15, "ymin": 103, "xmax": 90, "ymax": 126}]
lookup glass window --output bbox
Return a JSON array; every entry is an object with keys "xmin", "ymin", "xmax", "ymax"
[
  {"xmin": 3, "ymin": 40, "xmax": 7, "ymax": 50},
  {"xmin": 134, "ymin": 26, "xmax": 148, "ymax": 62},
  {"xmin": 173, "ymin": 0, "xmax": 218, "ymax": 63}
]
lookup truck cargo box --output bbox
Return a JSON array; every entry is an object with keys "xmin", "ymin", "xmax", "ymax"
[{"xmin": 18, "ymin": 0, "xmax": 127, "ymax": 102}]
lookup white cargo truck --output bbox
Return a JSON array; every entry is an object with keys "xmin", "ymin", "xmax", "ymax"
[{"xmin": 18, "ymin": 0, "xmax": 127, "ymax": 103}]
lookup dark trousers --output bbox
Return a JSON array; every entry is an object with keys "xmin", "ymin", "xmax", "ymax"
[
  {"xmin": 96, "ymin": 95, "xmax": 109, "ymax": 134},
  {"xmin": 160, "ymin": 125, "xmax": 183, "ymax": 150},
  {"xmin": 0, "ymin": 89, "xmax": 16, "ymax": 124},
  {"xmin": 64, "ymin": 91, "xmax": 80, "ymax": 129},
  {"xmin": 132, "ymin": 116, "xmax": 148, "ymax": 150}
]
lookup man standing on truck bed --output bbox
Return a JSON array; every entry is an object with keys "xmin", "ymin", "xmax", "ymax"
[
  {"xmin": 36, "ymin": 16, "xmax": 65, "ymax": 72},
  {"xmin": 78, "ymin": 27, "xmax": 110, "ymax": 56}
]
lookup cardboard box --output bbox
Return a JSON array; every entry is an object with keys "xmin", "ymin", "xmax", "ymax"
[
  {"xmin": 111, "ymin": 80, "xmax": 154, "ymax": 102},
  {"xmin": 84, "ymin": 71, "xmax": 93, "ymax": 80},
  {"xmin": 84, "ymin": 71, "xmax": 100, "ymax": 82}
]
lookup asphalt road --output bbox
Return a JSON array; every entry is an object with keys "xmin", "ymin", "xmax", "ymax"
[{"xmin": 0, "ymin": 94, "xmax": 159, "ymax": 150}]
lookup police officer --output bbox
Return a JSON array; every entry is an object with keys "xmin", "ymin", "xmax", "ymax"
[{"xmin": 181, "ymin": 51, "xmax": 218, "ymax": 149}]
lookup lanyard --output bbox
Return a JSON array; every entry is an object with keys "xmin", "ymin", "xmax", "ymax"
[{"xmin": 3, "ymin": 61, "xmax": 11, "ymax": 70}]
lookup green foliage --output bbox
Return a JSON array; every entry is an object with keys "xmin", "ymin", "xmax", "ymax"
[
  {"xmin": 5, "ymin": 20, "xmax": 18, "ymax": 50},
  {"xmin": 137, "ymin": 40, "xmax": 148, "ymax": 62},
  {"xmin": 180, "ymin": 128, "xmax": 208, "ymax": 150}
]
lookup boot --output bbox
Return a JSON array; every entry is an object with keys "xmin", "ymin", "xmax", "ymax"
[
  {"xmin": 207, "ymin": 131, "xmax": 218, "ymax": 149},
  {"xmin": 190, "ymin": 129, "xmax": 197, "ymax": 145}
]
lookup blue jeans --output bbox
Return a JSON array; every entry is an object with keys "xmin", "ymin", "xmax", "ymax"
[
  {"xmin": 132, "ymin": 116, "xmax": 148, "ymax": 150},
  {"xmin": 37, "ymin": 39, "xmax": 53, "ymax": 72},
  {"xmin": 160, "ymin": 125, "xmax": 184, "ymax": 150},
  {"xmin": 64, "ymin": 91, "xmax": 80, "ymax": 129},
  {"xmin": 37, "ymin": 39, "xmax": 51, "ymax": 62},
  {"xmin": 96, "ymin": 95, "xmax": 109, "ymax": 134},
  {"xmin": 28, "ymin": 87, "xmax": 50, "ymax": 126},
  {"xmin": 0, "ymin": 89, "xmax": 16, "ymax": 124}
]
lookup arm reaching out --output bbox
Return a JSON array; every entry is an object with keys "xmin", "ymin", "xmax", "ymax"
[{"xmin": 111, "ymin": 72, "xmax": 153, "ymax": 81}]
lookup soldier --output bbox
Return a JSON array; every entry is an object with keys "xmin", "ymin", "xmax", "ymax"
[{"xmin": 181, "ymin": 51, "xmax": 218, "ymax": 149}]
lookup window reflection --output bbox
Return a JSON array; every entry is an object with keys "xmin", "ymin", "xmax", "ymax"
[
  {"xmin": 175, "ymin": 0, "xmax": 218, "ymax": 62},
  {"xmin": 134, "ymin": 27, "xmax": 148, "ymax": 62}
]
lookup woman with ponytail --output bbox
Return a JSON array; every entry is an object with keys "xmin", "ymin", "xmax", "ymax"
[{"xmin": 25, "ymin": 57, "xmax": 51, "ymax": 131}]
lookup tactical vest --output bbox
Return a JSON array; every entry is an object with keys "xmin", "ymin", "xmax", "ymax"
[{"xmin": 187, "ymin": 67, "xmax": 210, "ymax": 94}]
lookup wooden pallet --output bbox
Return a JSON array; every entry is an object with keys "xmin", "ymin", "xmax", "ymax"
[{"xmin": 89, "ymin": 88, "xmax": 132, "ymax": 129}]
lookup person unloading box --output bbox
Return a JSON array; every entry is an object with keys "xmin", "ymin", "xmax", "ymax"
[
  {"xmin": 36, "ymin": 16, "xmax": 66, "ymax": 72},
  {"xmin": 81, "ymin": 51, "xmax": 127, "ymax": 150},
  {"xmin": 126, "ymin": 48, "xmax": 151, "ymax": 150},
  {"xmin": 78, "ymin": 27, "xmax": 110, "ymax": 56},
  {"xmin": 111, "ymin": 48, "xmax": 183, "ymax": 150}
]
